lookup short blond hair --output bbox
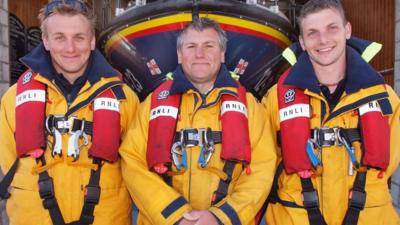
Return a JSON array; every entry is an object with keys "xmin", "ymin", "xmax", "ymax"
[{"xmin": 38, "ymin": 1, "xmax": 96, "ymax": 37}]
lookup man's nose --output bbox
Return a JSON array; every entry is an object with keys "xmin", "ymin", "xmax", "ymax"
[
  {"xmin": 195, "ymin": 47, "xmax": 205, "ymax": 57},
  {"xmin": 318, "ymin": 31, "xmax": 329, "ymax": 45},
  {"xmin": 65, "ymin": 39, "xmax": 76, "ymax": 52}
]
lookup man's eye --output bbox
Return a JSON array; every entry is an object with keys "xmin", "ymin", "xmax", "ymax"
[{"xmin": 329, "ymin": 26, "xmax": 338, "ymax": 32}]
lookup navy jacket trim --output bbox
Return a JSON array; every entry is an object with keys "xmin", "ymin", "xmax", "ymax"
[
  {"xmin": 169, "ymin": 64, "xmax": 237, "ymax": 95},
  {"xmin": 378, "ymin": 98, "xmax": 393, "ymax": 115},
  {"xmin": 161, "ymin": 196, "xmax": 187, "ymax": 219},
  {"xmin": 326, "ymin": 92, "xmax": 389, "ymax": 122},
  {"xmin": 199, "ymin": 89, "xmax": 239, "ymax": 110},
  {"xmin": 65, "ymin": 81, "xmax": 123, "ymax": 117},
  {"xmin": 219, "ymin": 202, "xmax": 241, "ymax": 225},
  {"xmin": 111, "ymin": 85, "xmax": 126, "ymax": 100}
]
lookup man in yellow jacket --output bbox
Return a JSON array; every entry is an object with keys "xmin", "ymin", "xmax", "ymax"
[
  {"xmin": 0, "ymin": 1, "xmax": 138, "ymax": 224},
  {"xmin": 263, "ymin": 0, "xmax": 400, "ymax": 224},
  {"xmin": 120, "ymin": 18, "xmax": 277, "ymax": 225}
]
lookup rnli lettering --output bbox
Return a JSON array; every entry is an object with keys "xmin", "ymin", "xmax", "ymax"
[
  {"xmin": 94, "ymin": 97, "xmax": 120, "ymax": 112},
  {"xmin": 16, "ymin": 90, "xmax": 46, "ymax": 106},
  {"xmin": 150, "ymin": 106, "xmax": 178, "ymax": 120},
  {"xmin": 359, "ymin": 101, "xmax": 381, "ymax": 116},
  {"xmin": 221, "ymin": 101, "xmax": 248, "ymax": 117},
  {"xmin": 279, "ymin": 104, "xmax": 310, "ymax": 122}
]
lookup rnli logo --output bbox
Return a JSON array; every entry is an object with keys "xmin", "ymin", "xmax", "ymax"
[
  {"xmin": 22, "ymin": 71, "xmax": 33, "ymax": 85},
  {"xmin": 284, "ymin": 89, "xmax": 295, "ymax": 104},
  {"xmin": 157, "ymin": 90, "xmax": 169, "ymax": 100}
]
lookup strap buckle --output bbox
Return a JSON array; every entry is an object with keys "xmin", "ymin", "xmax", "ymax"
[
  {"xmin": 38, "ymin": 177, "xmax": 55, "ymax": 199},
  {"xmin": 181, "ymin": 128, "xmax": 201, "ymax": 147},
  {"xmin": 348, "ymin": 189, "xmax": 366, "ymax": 210},
  {"xmin": 84, "ymin": 185, "xmax": 101, "ymax": 204},
  {"xmin": 313, "ymin": 127, "xmax": 342, "ymax": 147},
  {"xmin": 302, "ymin": 190, "xmax": 319, "ymax": 209}
]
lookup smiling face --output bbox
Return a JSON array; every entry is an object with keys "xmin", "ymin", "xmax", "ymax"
[
  {"xmin": 177, "ymin": 27, "xmax": 225, "ymax": 89},
  {"xmin": 299, "ymin": 7, "xmax": 351, "ymax": 70},
  {"xmin": 42, "ymin": 13, "xmax": 95, "ymax": 83}
]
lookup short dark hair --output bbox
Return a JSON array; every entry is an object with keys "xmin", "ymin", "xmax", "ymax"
[
  {"xmin": 298, "ymin": 0, "xmax": 346, "ymax": 34},
  {"xmin": 176, "ymin": 17, "xmax": 228, "ymax": 52}
]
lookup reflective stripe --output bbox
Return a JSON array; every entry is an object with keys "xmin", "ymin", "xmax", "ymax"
[
  {"xmin": 161, "ymin": 196, "xmax": 187, "ymax": 219},
  {"xmin": 282, "ymin": 47, "xmax": 297, "ymax": 66},
  {"xmin": 229, "ymin": 71, "xmax": 240, "ymax": 81},
  {"xmin": 221, "ymin": 101, "xmax": 248, "ymax": 117},
  {"xmin": 166, "ymin": 72, "xmax": 174, "ymax": 80},
  {"xmin": 16, "ymin": 90, "xmax": 46, "ymax": 106},
  {"xmin": 219, "ymin": 202, "xmax": 241, "ymax": 225},
  {"xmin": 359, "ymin": 101, "xmax": 381, "ymax": 116},
  {"xmin": 150, "ymin": 106, "xmax": 178, "ymax": 120},
  {"xmin": 279, "ymin": 104, "xmax": 310, "ymax": 122},
  {"xmin": 93, "ymin": 97, "xmax": 120, "ymax": 112},
  {"xmin": 361, "ymin": 42, "xmax": 382, "ymax": 63}
]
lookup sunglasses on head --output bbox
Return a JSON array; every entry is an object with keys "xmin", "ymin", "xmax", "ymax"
[{"xmin": 44, "ymin": 0, "xmax": 89, "ymax": 19}]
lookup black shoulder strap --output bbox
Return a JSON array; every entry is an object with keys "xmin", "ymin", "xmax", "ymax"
[
  {"xmin": 341, "ymin": 172, "xmax": 367, "ymax": 225},
  {"xmin": 37, "ymin": 156, "xmax": 103, "ymax": 225},
  {"xmin": 255, "ymin": 161, "xmax": 284, "ymax": 225},
  {"xmin": 0, "ymin": 158, "xmax": 19, "ymax": 199},
  {"xmin": 211, "ymin": 160, "xmax": 236, "ymax": 205},
  {"xmin": 300, "ymin": 177, "xmax": 328, "ymax": 225},
  {"xmin": 267, "ymin": 161, "xmax": 284, "ymax": 204}
]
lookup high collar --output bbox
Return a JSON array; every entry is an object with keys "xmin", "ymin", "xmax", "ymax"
[
  {"xmin": 20, "ymin": 43, "xmax": 119, "ymax": 85},
  {"xmin": 284, "ymin": 46, "xmax": 385, "ymax": 94},
  {"xmin": 169, "ymin": 64, "xmax": 238, "ymax": 95}
]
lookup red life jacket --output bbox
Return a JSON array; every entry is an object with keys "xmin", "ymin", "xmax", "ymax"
[
  {"xmin": 277, "ymin": 69, "xmax": 390, "ymax": 174},
  {"xmin": 146, "ymin": 80, "xmax": 251, "ymax": 172},
  {"xmin": 15, "ymin": 70, "xmax": 121, "ymax": 162}
]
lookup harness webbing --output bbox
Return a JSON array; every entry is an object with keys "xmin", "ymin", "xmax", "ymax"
[
  {"xmin": 300, "ymin": 178, "xmax": 328, "ymax": 225},
  {"xmin": 37, "ymin": 157, "xmax": 103, "ymax": 225},
  {"xmin": 342, "ymin": 172, "xmax": 367, "ymax": 225},
  {"xmin": 212, "ymin": 161, "xmax": 236, "ymax": 205},
  {"xmin": 0, "ymin": 159, "xmax": 19, "ymax": 199}
]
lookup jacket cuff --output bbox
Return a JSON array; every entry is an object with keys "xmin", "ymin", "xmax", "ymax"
[
  {"xmin": 210, "ymin": 202, "xmax": 241, "ymax": 225},
  {"xmin": 210, "ymin": 211, "xmax": 224, "ymax": 225}
]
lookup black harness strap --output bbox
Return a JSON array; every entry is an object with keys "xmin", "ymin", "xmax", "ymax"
[
  {"xmin": 37, "ymin": 156, "xmax": 65, "ymax": 225},
  {"xmin": 75, "ymin": 158, "xmax": 102, "ymax": 225},
  {"xmin": 37, "ymin": 157, "xmax": 103, "ymax": 225},
  {"xmin": 211, "ymin": 160, "xmax": 236, "ymax": 205},
  {"xmin": 255, "ymin": 161, "xmax": 284, "ymax": 225},
  {"xmin": 300, "ymin": 178, "xmax": 327, "ymax": 225},
  {"xmin": 342, "ymin": 172, "xmax": 367, "ymax": 225},
  {"xmin": 0, "ymin": 158, "xmax": 19, "ymax": 199}
]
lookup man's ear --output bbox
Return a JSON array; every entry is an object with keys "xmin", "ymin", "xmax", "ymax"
[
  {"xmin": 345, "ymin": 22, "xmax": 352, "ymax": 40},
  {"xmin": 91, "ymin": 35, "xmax": 96, "ymax": 50},
  {"xmin": 220, "ymin": 52, "xmax": 225, "ymax": 63},
  {"xmin": 42, "ymin": 34, "xmax": 50, "ymax": 51},
  {"xmin": 177, "ymin": 50, "xmax": 182, "ymax": 64},
  {"xmin": 299, "ymin": 35, "xmax": 306, "ymax": 51}
]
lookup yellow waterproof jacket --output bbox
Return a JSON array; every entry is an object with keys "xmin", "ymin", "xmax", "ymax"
[
  {"xmin": 120, "ymin": 65, "xmax": 277, "ymax": 225},
  {"xmin": 0, "ymin": 45, "xmax": 139, "ymax": 225},
  {"xmin": 263, "ymin": 46, "xmax": 400, "ymax": 225}
]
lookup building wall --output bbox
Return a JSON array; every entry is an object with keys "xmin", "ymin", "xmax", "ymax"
[
  {"xmin": 392, "ymin": 0, "xmax": 400, "ymax": 213},
  {"xmin": 0, "ymin": 0, "xmax": 9, "ymax": 97}
]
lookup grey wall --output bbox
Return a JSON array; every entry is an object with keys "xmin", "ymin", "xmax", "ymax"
[{"xmin": 0, "ymin": 0, "xmax": 8, "ymax": 97}]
